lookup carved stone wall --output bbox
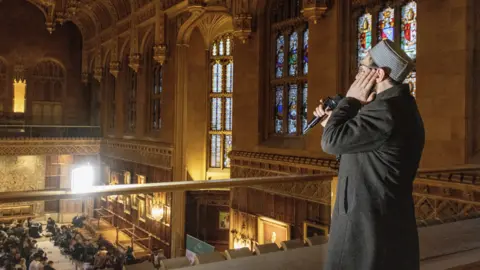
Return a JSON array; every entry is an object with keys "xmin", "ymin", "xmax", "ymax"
[
  {"xmin": 0, "ymin": 155, "xmax": 46, "ymax": 213},
  {"xmin": 231, "ymin": 150, "xmax": 480, "ymax": 234},
  {"xmin": 100, "ymin": 139, "xmax": 172, "ymax": 170},
  {"xmin": 230, "ymin": 150, "xmax": 335, "ymax": 243},
  {"xmin": 0, "ymin": 139, "xmax": 100, "ymax": 156}
]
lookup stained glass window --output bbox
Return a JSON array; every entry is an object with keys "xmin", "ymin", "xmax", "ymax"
[
  {"xmin": 123, "ymin": 55, "xmax": 136, "ymax": 132},
  {"xmin": 151, "ymin": 61, "xmax": 162, "ymax": 130},
  {"xmin": 404, "ymin": 71, "xmax": 416, "ymax": 96},
  {"xmin": 106, "ymin": 58, "xmax": 116, "ymax": 130},
  {"xmin": 302, "ymin": 83, "xmax": 308, "ymax": 132},
  {"xmin": 401, "ymin": 1, "xmax": 417, "ymax": 60},
  {"xmin": 225, "ymin": 97, "xmax": 232, "ymax": 131},
  {"xmin": 401, "ymin": 1, "xmax": 417, "ymax": 96},
  {"xmin": 276, "ymin": 35, "xmax": 285, "ymax": 78},
  {"xmin": 212, "ymin": 63, "xmax": 222, "ymax": 93},
  {"xmin": 289, "ymin": 32, "xmax": 298, "ymax": 76},
  {"xmin": 210, "ymin": 134, "xmax": 221, "ymax": 168},
  {"xmin": 303, "ymin": 29, "xmax": 309, "ymax": 75},
  {"xmin": 288, "ymin": 84, "xmax": 298, "ymax": 134},
  {"xmin": 209, "ymin": 35, "xmax": 234, "ymax": 169},
  {"xmin": 211, "ymin": 97, "xmax": 222, "ymax": 131},
  {"xmin": 224, "ymin": 135, "xmax": 232, "ymax": 168},
  {"xmin": 219, "ymin": 39, "xmax": 225, "ymax": 56},
  {"xmin": 378, "ymin": 7, "xmax": 395, "ymax": 41},
  {"xmin": 271, "ymin": 8, "xmax": 308, "ymax": 136},
  {"xmin": 275, "ymin": 86, "xmax": 284, "ymax": 134},
  {"xmin": 358, "ymin": 13, "xmax": 372, "ymax": 65},
  {"xmin": 226, "ymin": 38, "xmax": 231, "ymax": 56},
  {"xmin": 226, "ymin": 63, "xmax": 233, "ymax": 93}
]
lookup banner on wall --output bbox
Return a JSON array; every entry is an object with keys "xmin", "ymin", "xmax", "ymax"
[{"xmin": 185, "ymin": 234, "xmax": 215, "ymax": 264}]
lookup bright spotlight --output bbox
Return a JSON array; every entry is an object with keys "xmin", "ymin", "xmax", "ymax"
[{"xmin": 71, "ymin": 165, "xmax": 95, "ymax": 193}]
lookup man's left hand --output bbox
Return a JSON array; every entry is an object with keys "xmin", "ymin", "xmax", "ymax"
[{"xmin": 346, "ymin": 69, "xmax": 377, "ymax": 104}]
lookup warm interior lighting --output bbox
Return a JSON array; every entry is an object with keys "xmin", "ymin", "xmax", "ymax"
[
  {"xmin": 71, "ymin": 164, "xmax": 94, "ymax": 193},
  {"xmin": 151, "ymin": 205, "xmax": 164, "ymax": 221},
  {"xmin": 13, "ymin": 79, "xmax": 26, "ymax": 113}
]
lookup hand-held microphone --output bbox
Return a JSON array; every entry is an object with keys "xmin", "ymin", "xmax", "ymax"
[{"xmin": 303, "ymin": 94, "xmax": 344, "ymax": 134}]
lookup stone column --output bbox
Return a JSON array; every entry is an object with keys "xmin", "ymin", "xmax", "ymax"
[
  {"xmin": 416, "ymin": 0, "xmax": 470, "ymax": 167},
  {"xmin": 171, "ymin": 44, "xmax": 188, "ymax": 257}
]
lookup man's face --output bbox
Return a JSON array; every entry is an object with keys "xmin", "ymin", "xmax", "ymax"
[{"xmin": 357, "ymin": 53, "xmax": 380, "ymax": 92}]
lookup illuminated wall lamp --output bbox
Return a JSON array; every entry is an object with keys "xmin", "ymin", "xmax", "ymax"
[{"xmin": 151, "ymin": 205, "xmax": 164, "ymax": 221}]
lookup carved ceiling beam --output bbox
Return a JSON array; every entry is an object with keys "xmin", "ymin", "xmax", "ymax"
[
  {"xmin": 93, "ymin": 48, "xmax": 103, "ymax": 82},
  {"xmin": 81, "ymin": 49, "xmax": 89, "ymax": 84},
  {"xmin": 302, "ymin": 0, "xmax": 330, "ymax": 24},
  {"xmin": 231, "ymin": 0, "xmax": 257, "ymax": 43},
  {"xmin": 128, "ymin": 16, "xmax": 142, "ymax": 73},
  {"xmin": 153, "ymin": 0, "xmax": 167, "ymax": 65},
  {"xmin": 109, "ymin": 34, "xmax": 121, "ymax": 78},
  {"xmin": 197, "ymin": 8, "xmax": 233, "ymax": 48}
]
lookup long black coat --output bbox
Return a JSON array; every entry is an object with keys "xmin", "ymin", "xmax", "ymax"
[{"xmin": 322, "ymin": 84, "xmax": 425, "ymax": 270}]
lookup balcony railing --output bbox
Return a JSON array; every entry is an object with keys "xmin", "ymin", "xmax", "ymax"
[{"xmin": 0, "ymin": 125, "xmax": 101, "ymax": 138}]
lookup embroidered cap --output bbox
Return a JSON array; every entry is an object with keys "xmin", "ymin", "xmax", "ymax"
[{"xmin": 369, "ymin": 39, "xmax": 414, "ymax": 82}]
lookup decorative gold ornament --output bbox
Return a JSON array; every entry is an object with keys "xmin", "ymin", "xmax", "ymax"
[
  {"xmin": 233, "ymin": 13, "xmax": 252, "ymax": 44},
  {"xmin": 93, "ymin": 67, "xmax": 103, "ymax": 82},
  {"xmin": 302, "ymin": 0, "xmax": 329, "ymax": 24},
  {"xmin": 81, "ymin": 72, "xmax": 89, "ymax": 84},
  {"xmin": 153, "ymin": 44, "xmax": 167, "ymax": 65},
  {"xmin": 128, "ymin": 54, "xmax": 142, "ymax": 73},
  {"xmin": 109, "ymin": 61, "xmax": 121, "ymax": 78}
]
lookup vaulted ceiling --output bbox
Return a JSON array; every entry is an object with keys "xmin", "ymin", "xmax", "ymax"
[{"xmin": 26, "ymin": 0, "xmax": 139, "ymax": 40}]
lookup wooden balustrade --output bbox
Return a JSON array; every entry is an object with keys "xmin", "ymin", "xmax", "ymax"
[
  {"xmin": 93, "ymin": 207, "xmax": 169, "ymax": 254},
  {"xmin": 0, "ymin": 174, "xmax": 335, "ymax": 203}
]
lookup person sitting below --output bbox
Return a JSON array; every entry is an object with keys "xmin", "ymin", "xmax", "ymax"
[
  {"xmin": 72, "ymin": 214, "xmax": 87, "ymax": 228},
  {"xmin": 151, "ymin": 249, "xmax": 166, "ymax": 269},
  {"xmin": 46, "ymin": 218, "xmax": 56, "ymax": 234},
  {"xmin": 124, "ymin": 246, "xmax": 135, "ymax": 265},
  {"xmin": 43, "ymin": 260, "xmax": 55, "ymax": 270},
  {"xmin": 28, "ymin": 254, "xmax": 41, "ymax": 270},
  {"xmin": 93, "ymin": 247, "xmax": 108, "ymax": 269}
]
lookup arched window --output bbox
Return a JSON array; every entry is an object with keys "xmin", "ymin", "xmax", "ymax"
[
  {"xmin": 356, "ymin": 1, "xmax": 417, "ymax": 96},
  {"xmin": 105, "ymin": 54, "xmax": 116, "ymax": 130},
  {"xmin": 31, "ymin": 60, "xmax": 65, "ymax": 124},
  {"xmin": 271, "ymin": 0, "xmax": 309, "ymax": 136},
  {"xmin": 401, "ymin": 1, "xmax": 417, "ymax": 96},
  {"xmin": 209, "ymin": 34, "xmax": 233, "ymax": 169},
  {"xmin": 0, "ymin": 59, "xmax": 6, "ymax": 112},
  {"xmin": 145, "ymin": 38, "xmax": 163, "ymax": 132},
  {"xmin": 124, "ymin": 53, "xmax": 137, "ymax": 132}
]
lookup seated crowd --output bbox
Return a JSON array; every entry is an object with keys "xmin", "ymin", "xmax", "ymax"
[
  {"xmin": 1, "ymin": 215, "xmax": 162, "ymax": 270},
  {"xmin": 0, "ymin": 217, "xmax": 56, "ymax": 270}
]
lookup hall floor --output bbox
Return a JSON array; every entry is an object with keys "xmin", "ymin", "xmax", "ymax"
[{"xmin": 36, "ymin": 237, "xmax": 80, "ymax": 270}]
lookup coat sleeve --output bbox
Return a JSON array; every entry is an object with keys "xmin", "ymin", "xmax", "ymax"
[{"xmin": 321, "ymin": 97, "xmax": 393, "ymax": 155}]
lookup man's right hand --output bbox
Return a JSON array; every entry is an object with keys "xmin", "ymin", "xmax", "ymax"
[{"xmin": 313, "ymin": 99, "xmax": 332, "ymax": 127}]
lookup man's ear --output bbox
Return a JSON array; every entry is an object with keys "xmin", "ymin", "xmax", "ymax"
[{"xmin": 375, "ymin": 68, "xmax": 387, "ymax": 83}]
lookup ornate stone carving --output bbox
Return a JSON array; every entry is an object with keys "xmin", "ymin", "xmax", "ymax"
[
  {"xmin": 0, "ymin": 139, "xmax": 100, "ymax": 156},
  {"xmin": 231, "ymin": 151, "xmax": 480, "ymax": 225},
  {"xmin": 230, "ymin": 151, "xmax": 337, "ymax": 204},
  {"xmin": 302, "ymin": 0, "xmax": 330, "ymax": 24},
  {"xmin": 81, "ymin": 72, "xmax": 89, "ymax": 84},
  {"xmin": 109, "ymin": 61, "xmax": 121, "ymax": 78},
  {"xmin": 153, "ymin": 44, "xmax": 167, "ymax": 65},
  {"xmin": 101, "ymin": 139, "xmax": 173, "ymax": 170},
  {"xmin": 233, "ymin": 13, "xmax": 252, "ymax": 43},
  {"xmin": 93, "ymin": 67, "xmax": 103, "ymax": 82},
  {"xmin": 128, "ymin": 54, "xmax": 142, "ymax": 73}
]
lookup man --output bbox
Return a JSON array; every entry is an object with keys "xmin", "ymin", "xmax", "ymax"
[
  {"xmin": 314, "ymin": 39, "xmax": 424, "ymax": 270},
  {"xmin": 43, "ymin": 261, "xmax": 55, "ymax": 270}
]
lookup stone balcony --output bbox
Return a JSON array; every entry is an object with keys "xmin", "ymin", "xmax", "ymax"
[
  {"xmin": 0, "ymin": 124, "xmax": 101, "ymax": 155},
  {"xmin": 152, "ymin": 218, "xmax": 480, "ymax": 270}
]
